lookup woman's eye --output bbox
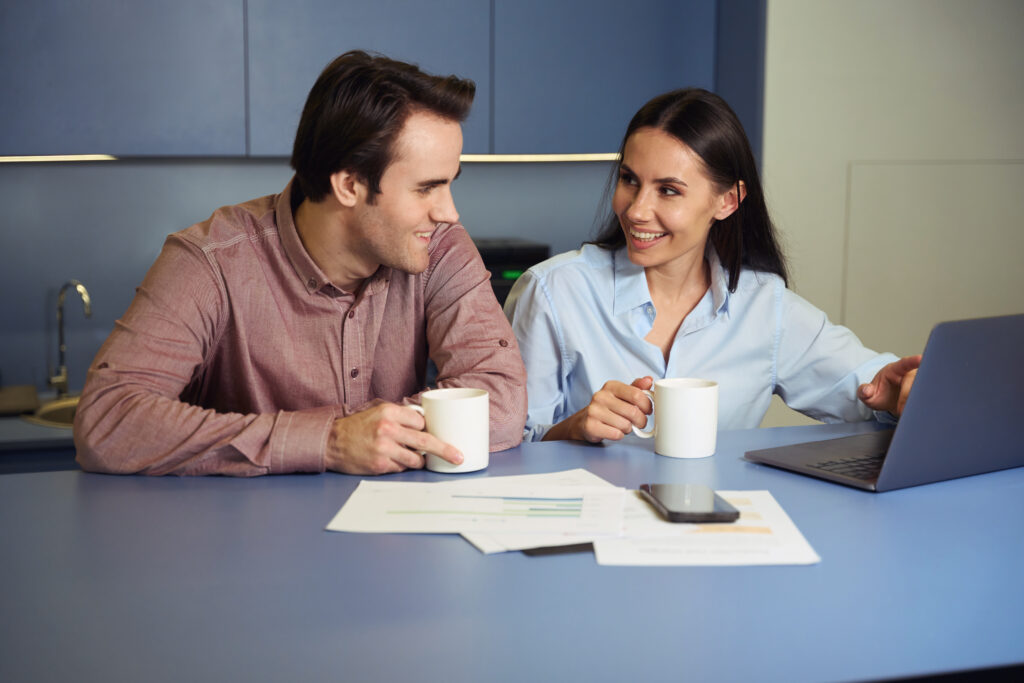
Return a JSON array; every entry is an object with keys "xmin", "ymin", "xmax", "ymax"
[
  {"xmin": 618, "ymin": 172, "xmax": 637, "ymax": 185},
  {"xmin": 659, "ymin": 186, "xmax": 680, "ymax": 196}
]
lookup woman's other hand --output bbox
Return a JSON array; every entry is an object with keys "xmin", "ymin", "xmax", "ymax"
[{"xmin": 858, "ymin": 355, "xmax": 922, "ymax": 416}]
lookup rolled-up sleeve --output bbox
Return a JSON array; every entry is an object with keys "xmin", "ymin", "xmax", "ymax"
[
  {"xmin": 773, "ymin": 285, "xmax": 898, "ymax": 423},
  {"xmin": 421, "ymin": 227, "xmax": 528, "ymax": 451}
]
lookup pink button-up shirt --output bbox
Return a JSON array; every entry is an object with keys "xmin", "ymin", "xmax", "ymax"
[{"xmin": 74, "ymin": 180, "xmax": 527, "ymax": 475}]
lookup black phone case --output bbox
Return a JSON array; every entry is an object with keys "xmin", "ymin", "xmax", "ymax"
[{"xmin": 638, "ymin": 485, "xmax": 740, "ymax": 523}]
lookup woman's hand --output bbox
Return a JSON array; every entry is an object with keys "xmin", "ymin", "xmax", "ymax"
[
  {"xmin": 544, "ymin": 376, "xmax": 655, "ymax": 442},
  {"xmin": 857, "ymin": 355, "xmax": 922, "ymax": 416}
]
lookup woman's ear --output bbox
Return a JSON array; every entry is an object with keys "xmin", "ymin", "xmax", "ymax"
[
  {"xmin": 714, "ymin": 180, "xmax": 746, "ymax": 221},
  {"xmin": 329, "ymin": 169, "xmax": 365, "ymax": 208}
]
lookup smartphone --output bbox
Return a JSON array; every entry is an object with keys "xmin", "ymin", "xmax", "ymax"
[{"xmin": 638, "ymin": 483, "xmax": 740, "ymax": 523}]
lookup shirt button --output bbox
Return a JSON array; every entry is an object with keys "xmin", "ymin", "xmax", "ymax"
[
  {"xmin": 350, "ymin": 368, "xmax": 359, "ymax": 378},
  {"xmin": 499, "ymin": 339, "xmax": 509, "ymax": 347},
  {"xmin": 307, "ymin": 278, "xmax": 317, "ymax": 289},
  {"xmin": 347, "ymin": 310, "xmax": 355, "ymax": 319}
]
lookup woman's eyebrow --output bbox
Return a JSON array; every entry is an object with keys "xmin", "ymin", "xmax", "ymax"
[{"xmin": 620, "ymin": 162, "xmax": 688, "ymax": 187}]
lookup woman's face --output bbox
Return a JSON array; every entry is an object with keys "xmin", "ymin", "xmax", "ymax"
[{"xmin": 613, "ymin": 126, "xmax": 736, "ymax": 274}]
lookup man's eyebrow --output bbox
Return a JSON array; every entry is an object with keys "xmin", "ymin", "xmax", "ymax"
[{"xmin": 418, "ymin": 165, "xmax": 462, "ymax": 188}]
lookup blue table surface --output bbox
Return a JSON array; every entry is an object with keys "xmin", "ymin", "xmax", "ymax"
[{"xmin": 1, "ymin": 421, "xmax": 1022, "ymax": 683}]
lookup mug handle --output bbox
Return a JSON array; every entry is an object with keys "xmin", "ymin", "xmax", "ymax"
[
  {"xmin": 631, "ymin": 390, "xmax": 655, "ymax": 439},
  {"xmin": 407, "ymin": 405, "xmax": 428, "ymax": 453}
]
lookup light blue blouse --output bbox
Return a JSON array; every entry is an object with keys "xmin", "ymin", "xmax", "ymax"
[{"xmin": 504, "ymin": 245, "xmax": 897, "ymax": 442}]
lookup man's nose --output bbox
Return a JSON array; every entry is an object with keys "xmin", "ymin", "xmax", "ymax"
[{"xmin": 431, "ymin": 188, "xmax": 459, "ymax": 225}]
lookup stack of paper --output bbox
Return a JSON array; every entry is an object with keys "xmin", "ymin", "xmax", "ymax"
[{"xmin": 325, "ymin": 469, "xmax": 820, "ymax": 567}]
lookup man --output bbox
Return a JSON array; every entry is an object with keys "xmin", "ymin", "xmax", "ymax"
[{"xmin": 74, "ymin": 51, "xmax": 527, "ymax": 476}]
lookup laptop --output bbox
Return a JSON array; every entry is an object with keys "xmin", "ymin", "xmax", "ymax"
[{"xmin": 743, "ymin": 314, "xmax": 1024, "ymax": 492}]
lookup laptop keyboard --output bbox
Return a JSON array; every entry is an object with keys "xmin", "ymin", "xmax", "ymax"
[{"xmin": 810, "ymin": 452, "xmax": 886, "ymax": 480}]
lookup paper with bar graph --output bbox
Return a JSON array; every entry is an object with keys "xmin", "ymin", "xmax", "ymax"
[
  {"xmin": 326, "ymin": 478, "xmax": 625, "ymax": 535},
  {"xmin": 458, "ymin": 468, "xmax": 622, "ymax": 553}
]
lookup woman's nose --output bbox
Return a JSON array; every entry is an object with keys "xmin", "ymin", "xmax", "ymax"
[{"xmin": 625, "ymin": 189, "xmax": 654, "ymax": 223}]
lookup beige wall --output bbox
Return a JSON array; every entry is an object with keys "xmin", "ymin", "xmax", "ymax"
[{"xmin": 760, "ymin": 0, "xmax": 1024, "ymax": 426}]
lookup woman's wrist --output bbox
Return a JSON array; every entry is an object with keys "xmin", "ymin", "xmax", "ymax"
[{"xmin": 542, "ymin": 413, "xmax": 580, "ymax": 442}]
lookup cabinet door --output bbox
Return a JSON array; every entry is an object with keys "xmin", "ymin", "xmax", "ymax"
[
  {"xmin": 247, "ymin": 0, "xmax": 491, "ymax": 156},
  {"xmin": 0, "ymin": 1, "xmax": 245, "ymax": 156},
  {"xmin": 494, "ymin": 0, "xmax": 716, "ymax": 153}
]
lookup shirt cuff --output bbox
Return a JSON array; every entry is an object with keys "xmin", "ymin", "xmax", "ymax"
[
  {"xmin": 873, "ymin": 410, "xmax": 899, "ymax": 425},
  {"xmin": 522, "ymin": 423, "xmax": 553, "ymax": 442},
  {"xmin": 267, "ymin": 408, "xmax": 335, "ymax": 474}
]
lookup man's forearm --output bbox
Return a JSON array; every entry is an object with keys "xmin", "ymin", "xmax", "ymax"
[{"xmin": 74, "ymin": 365, "xmax": 334, "ymax": 476}]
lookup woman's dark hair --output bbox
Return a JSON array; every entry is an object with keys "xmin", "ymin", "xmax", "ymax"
[
  {"xmin": 290, "ymin": 50, "xmax": 475, "ymax": 204},
  {"xmin": 591, "ymin": 88, "xmax": 787, "ymax": 291}
]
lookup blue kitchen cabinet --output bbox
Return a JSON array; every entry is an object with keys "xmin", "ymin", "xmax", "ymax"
[
  {"xmin": 493, "ymin": 0, "xmax": 717, "ymax": 153},
  {"xmin": 246, "ymin": 0, "xmax": 491, "ymax": 155},
  {"xmin": 0, "ymin": 1, "xmax": 246, "ymax": 156}
]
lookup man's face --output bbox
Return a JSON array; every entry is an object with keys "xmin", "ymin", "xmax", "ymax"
[{"xmin": 351, "ymin": 110, "xmax": 463, "ymax": 276}]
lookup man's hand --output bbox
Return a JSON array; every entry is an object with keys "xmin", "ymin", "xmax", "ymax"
[
  {"xmin": 857, "ymin": 355, "xmax": 922, "ymax": 417},
  {"xmin": 325, "ymin": 403, "xmax": 463, "ymax": 475},
  {"xmin": 544, "ymin": 376, "xmax": 655, "ymax": 443}
]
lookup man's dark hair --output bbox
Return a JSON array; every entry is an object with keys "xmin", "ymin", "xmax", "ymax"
[
  {"xmin": 591, "ymin": 88, "xmax": 788, "ymax": 292},
  {"xmin": 290, "ymin": 51, "xmax": 475, "ymax": 204}
]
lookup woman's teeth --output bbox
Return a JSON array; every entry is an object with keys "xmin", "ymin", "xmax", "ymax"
[{"xmin": 630, "ymin": 229, "xmax": 664, "ymax": 241}]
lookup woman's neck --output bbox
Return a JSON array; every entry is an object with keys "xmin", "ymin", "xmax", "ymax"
[
  {"xmin": 642, "ymin": 250, "xmax": 711, "ymax": 362},
  {"xmin": 644, "ymin": 250, "xmax": 709, "ymax": 308}
]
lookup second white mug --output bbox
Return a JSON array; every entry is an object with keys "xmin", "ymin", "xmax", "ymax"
[
  {"xmin": 631, "ymin": 378, "xmax": 719, "ymax": 458},
  {"xmin": 409, "ymin": 387, "xmax": 489, "ymax": 473}
]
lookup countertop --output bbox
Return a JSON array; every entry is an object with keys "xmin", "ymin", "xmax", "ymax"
[{"xmin": 0, "ymin": 415, "xmax": 75, "ymax": 451}]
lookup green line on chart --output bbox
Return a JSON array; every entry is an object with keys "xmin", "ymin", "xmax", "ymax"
[{"xmin": 386, "ymin": 509, "xmax": 582, "ymax": 517}]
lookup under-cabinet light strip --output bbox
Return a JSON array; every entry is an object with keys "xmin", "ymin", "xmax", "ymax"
[
  {"xmin": 0, "ymin": 153, "xmax": 618, "ymax": 164},
  {"xmin": 0, "ymin": 155, "xmax": 118, "ymax": 163},
  {"xmin": 460, "ymin": 153, "xmax": 619, "ymax": 162}
]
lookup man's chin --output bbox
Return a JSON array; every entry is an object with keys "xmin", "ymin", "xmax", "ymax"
[{"xmin": 387, "ymin": 254, "xmax": 430, "ymax": 276}]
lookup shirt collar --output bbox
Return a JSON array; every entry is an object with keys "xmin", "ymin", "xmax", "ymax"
[
  {"xmin": 611, "ymin": 245, "xmax": 731, "ymax": 317},
  {"xmin": 612, "ymin": 248, "xmax": 651, "ymax": 316},
  {"xmin": 277, "ymin": 177, "xmax": 327, "ymax": 293},
  {"xmin": 706, "ymin": 246, "xmax": 730, "ymax": 315}
]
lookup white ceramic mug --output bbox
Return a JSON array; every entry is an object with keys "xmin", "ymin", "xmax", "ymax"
[
  {"xmin": 631, "ymin": 378, "xmax": 718, "ymax": 458},
  {"xmin": 409, "ymin": 387, "xmax": 489, "ymax": 473}
]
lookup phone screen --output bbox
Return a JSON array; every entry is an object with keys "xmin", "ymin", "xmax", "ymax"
[{"xmin": 639, "ymin": 483, "xmax": 740, "ymax": 523}]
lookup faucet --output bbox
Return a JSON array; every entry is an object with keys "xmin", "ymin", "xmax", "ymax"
[{"xmin": 49, "ymin": 280, "xmax": 92, "ymax": 398}]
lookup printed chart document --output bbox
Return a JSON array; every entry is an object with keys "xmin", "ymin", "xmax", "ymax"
[
  {"xmin": 458, "ymin": 469, "xmax": 621, "ymax": 553},
  {"xmin": 326, "ymin": 475, "xmax": 625, "ymax": 536},
  {"xmin": 593, "ymin": 490, "xmax": 820, "ymax": 566}
]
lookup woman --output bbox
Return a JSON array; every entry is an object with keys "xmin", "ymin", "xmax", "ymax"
[{"xmin": 505, "ymin": 89, "xmax": 919, "ymax": 443}]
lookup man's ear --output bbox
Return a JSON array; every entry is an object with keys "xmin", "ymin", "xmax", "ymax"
[
  {"xmin": 329, "ymin": 169, "xmax": 365, "ymax": 208},
  {"xmin": 713, "ymin": 180, "xmax": 747, "ymax": 221}
]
